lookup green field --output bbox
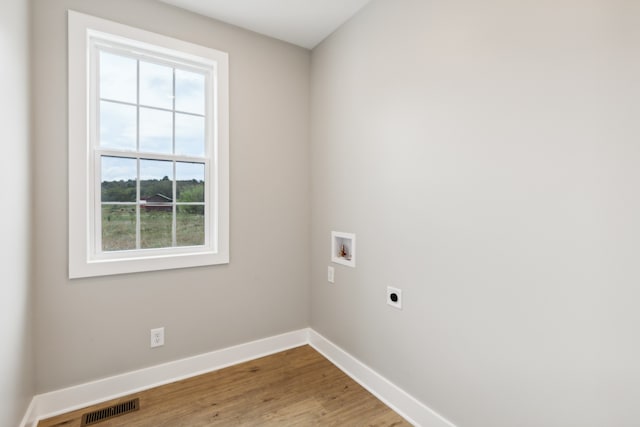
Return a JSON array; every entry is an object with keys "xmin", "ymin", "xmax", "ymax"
[{"xmin": 102, "ymin": 205, "xmax": 204, "ymax": 251}]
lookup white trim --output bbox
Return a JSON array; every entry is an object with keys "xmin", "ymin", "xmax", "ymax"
[
  {"xmin": 22, "ymin": 329, "xmax": 308, "ymax": 427},
  {"xmin": 308, "ymin": 330, "xmax": 456, "ymax": 427},
  {"xmin": 19, "ymin": 398, "xmax": 38, "ymax": 427},
  {"xmin": 20, "ymin": 329, "xmax": 456, "ymax": 427},
  {"xmin": 68, "ymin": 10, "xmax": 230, "ymax": 278}
]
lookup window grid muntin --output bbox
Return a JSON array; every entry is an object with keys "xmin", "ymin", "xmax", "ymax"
[
  {"xmin": 92, "ymin": 40, "xmax": 211, "ymax": 258},
  {"xmin": 95, "ymin": 153, "xmax": 209, "ymax": 253}
]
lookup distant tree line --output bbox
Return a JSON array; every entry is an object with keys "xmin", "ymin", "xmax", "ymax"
[{"xmin": 102, "ymin": 178, "xmax": 204, "ymax": 204}]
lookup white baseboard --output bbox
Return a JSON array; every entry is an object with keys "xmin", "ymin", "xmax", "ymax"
[
  {"xmin": 22, "ymin": 329, "xmax": 308, "ymax": 427},
  {"xmin": 308, "ymin": 330, "xmax": 455, "ymax": 427},
  {"xmin": 22, "ymin": 328, "xmax": 455, "ymax": 427},
  {"xmin": 19, "ymin": 397, "xmax": 38, "ymax": 427}
]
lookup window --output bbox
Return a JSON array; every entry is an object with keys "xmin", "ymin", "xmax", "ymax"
[{"xmin": 69, "ymin": 11, "xmax": 229, "ymax": 278}]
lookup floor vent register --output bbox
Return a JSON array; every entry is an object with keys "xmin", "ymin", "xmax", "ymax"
[{"xmin": 80, "ymin": 398, "xmax": 140, "ymax": 426}]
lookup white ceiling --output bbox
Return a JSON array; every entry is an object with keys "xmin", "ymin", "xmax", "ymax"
[{"xmin": 158, "ymin": 0, "xmax": 372, "ymax": 49}]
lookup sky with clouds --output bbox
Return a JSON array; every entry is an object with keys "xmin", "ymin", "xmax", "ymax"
[{"xmin": 99, "ymin": 50, "xmax": 207, "ymax": 182}]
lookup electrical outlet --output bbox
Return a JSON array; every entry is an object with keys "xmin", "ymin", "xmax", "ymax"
[
  {"xmin": 328, "ymin": 266, "xmax": 335, "ymax": 283},
  {"xmin": 387, "ymin": 286, "xmax": 402, "ymax": 310},
  {"xmin": 150, "ymin": 327, "xmax": 164, "ymax": 348}
]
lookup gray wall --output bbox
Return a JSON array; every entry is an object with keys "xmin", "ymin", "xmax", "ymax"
[
  {"xmin": 0, "ymin": 0, "xmax": 35, "ymax": 425},
  {"xmin": 310, "ymin": 1, "xmax": 640, "ymax": 426},
  {"xmin": 32, "ymin": 0, "xmax": 310, "ymax": 392}
]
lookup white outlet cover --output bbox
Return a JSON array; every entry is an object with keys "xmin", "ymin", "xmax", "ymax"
[
  {"xmin": 387, "ymin": 286, "xmax": 402, "ymax": 310},
  {"xmin": 150, "ymin": 327, "xmax": 165, "ymax": 348},
  {"xmin": 328, "ymin": 266, "xmax": 335, "ymax": 283}
]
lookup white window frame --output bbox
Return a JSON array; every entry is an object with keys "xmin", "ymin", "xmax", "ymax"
[{"xmin": 68, "ymin": 10, "xmax": 229, "ymax": 279}]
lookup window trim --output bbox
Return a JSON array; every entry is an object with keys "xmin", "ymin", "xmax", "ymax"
[{"xmin": 68, "ymin": 10, "xmax": 229, "ymax": 278}]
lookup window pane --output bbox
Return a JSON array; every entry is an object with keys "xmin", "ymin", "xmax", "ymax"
[
  {"xmin": 101, "ymin": 156, "xmax": 136, "ymax": 202},
  {"xmin": 140, "ymin": 159, "xmax": 173, "ymax": 201},
  {"xmin": 177, "ymin": 205, "xmax": 204, "ymax": 246},
  {"xmin": 102, "ymin": 205, "xmax": 136, "ymax": 251},
  {"xmin": 139, "ymin": 61, "xmax": 173, "ymax": 109},
  {"xmin": 175, "ymin": 69, "xmax": 205, "ymax": 115},
  {"xmin": 175, "ymin": 113, "xmax": 205, "ymax": 157},
  {"xmin": 140, "ymin": 208, "xmax": 172, "ymax": 249},
  {"xmin": 176, "ymin": 162, "xmax": 204, "ymax": 203},
  {"xmin": 100, "ymin": 51, "xmax": 136, "ymax": 104},
  {"xmin": 140, "ymin": 107, "xmax": 173, "ymax": 154},
  {"xmin": 100, "ymin": 101, "xmax": 137, "ymax": 150}
]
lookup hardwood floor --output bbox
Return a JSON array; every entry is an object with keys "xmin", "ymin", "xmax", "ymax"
[{"xmin": 38, "ymin": 345, "xmax": 411, "ymax": 426}]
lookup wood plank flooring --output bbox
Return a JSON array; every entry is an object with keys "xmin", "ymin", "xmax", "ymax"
[{"xmin": 38, "ymin": 345, "xmax": 411, "ymax": 426}]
